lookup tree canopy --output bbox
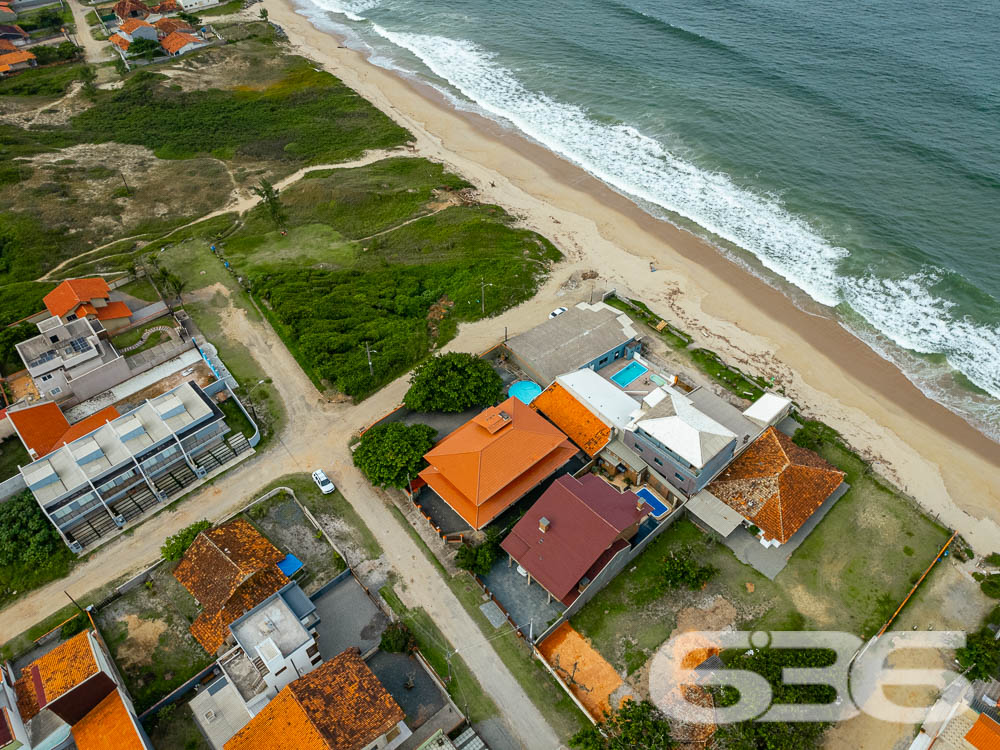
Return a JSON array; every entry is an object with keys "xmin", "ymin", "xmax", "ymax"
[
  {"xmin": 956, "ymin": 627, "xmax": 1000, "ymax": 681},
  {"xmin": 570, "ymin": 699, "xmax": 675, "ymax": 750},
  {"xmin": 161, "ymin": 519, "xmax": 211, "ymax": 561},
  {"xmin": 0, "ymin": 492, "xmax": 65, "ymax": 568},
  {"xmin": 403, "ymin": 352, "xmax": 504, "ymax": 413},
  {"xmin": 353, "ymin": 422, "xmax": 436, "ymax": 489}
]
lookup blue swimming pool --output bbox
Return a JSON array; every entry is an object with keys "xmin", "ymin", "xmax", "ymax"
[
  {"xmin": 610, "ymin": 360, "xmax": 648, "ymax": 388},
  {"xmin": 509, "ymin": 379, "xmax": 542, "ymax": 405},
  {"xmin": 637, "ymin": 487, "xmax": 670, "ymax": 518}
]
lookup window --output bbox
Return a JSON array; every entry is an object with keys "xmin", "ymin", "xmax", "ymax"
[
  {"xmin": 653, "ymin": 457, "xmax": 662, "ymax": 466},
  {"xmin": 50, "ymin": 387, "xmax": 62, "ymax": 395},
  {"xmin": 674, "ymin": 473, "xmax": 685, "ymax": 482},
  {"xmin": 598, "ymin": 357, "xmax": 608, "ymax": 365},
  {"xmin": 306, "ymin": 644, "xmax": 319, "ymax": 657},
  {"xmin": 386, "ymin": 726, "xmax": 401, "ymax": 741},
  {"xmin": 633, "ymin": 443, "xmax": 643, "ymax": 452},
  {"xmin": 40, "ymin": 373, "xmax": 53, "ymax": 382},
  {"xmin": 66, "ymin": 313, "xmax": 77, "ymax": 321},
  {"xmin": 614, "ymin": 349, "xmax": 622, "ymax": 359},
  {"xmin": 49, "ymin": 335, "xmax": 59, "ymax": 343},
  {"xmin": 274, "ymin": 666, "xmax": 287, "ymax": 676}
]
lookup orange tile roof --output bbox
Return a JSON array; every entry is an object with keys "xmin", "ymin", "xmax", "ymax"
[
  {"xmin": 160, "ymin": 30, "xmax": 201, "ymax": 54},
  {"xmin": 152, "ymin": 16, "xmax": 192, "ymax": 34},
  {"xmin": 174, "ymin": 519, "xmax": 288, "ymax": 653},
  {"xmin": 0, "ymin": 39, "xmax": 15, "ymax": 51},
  {"xmin": 76, "ymin": 300, "xmax": 131, "ymax": 321},
  {"xmin": 419, "ymin": 397, "xmax": 577, "ymax": 529},
  {"xmin": 225, "ymin": 650, "xmax": 404, "ymax": 750},
  {"xmin": 14, "ymin": 631, "xmax": 98, "ymax": 719},
  {"xmin": 0, "ymin": 50, "xmax": 34, "ymax": 65},
  {"xmin": 9, "ymin": 402, "xmax": 120, "ymax": 458},
  {"xmin": 118, "ymin": 18, "xmax": 152, "ymax": 32},
  {"xmin": 532, "ymin": 382, "xmax": 611, "ymax": 457},
  {"xmin": 152, "ymin": 0, "xmax": 180, "ymax": 11},
  {"xmin": 112, "ymin": 0, "xmax": 149, "ymax": 18},
  {"xmin": 109, "ymin": 33, "xmax": 130, "ymax": 51},
  {"xmin": 707, "ymin": 427, "xmax": 844, "ymax": 544},
  {"xmin": 43, "ymin": 278, "xmax": 112, "ymax": 318},
  {"xmin": 966, "ymin": 715, "xmax": 1000, "ymax": 750},
  {"xmin": 72, "ymin": 690, "xmax": 146, "ymax": 750}
]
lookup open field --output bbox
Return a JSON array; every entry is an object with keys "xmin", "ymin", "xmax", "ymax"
[
  {"xmin": 95, "ymin": 561, "xmax": 213, "ymax": 713},
  {"xmin": 117, "ymin": 276, "xmax": 160, "ymax": 302},
  {"xmin": 571, "ymin": 440, "xmax": 953, "ymax": 679}
]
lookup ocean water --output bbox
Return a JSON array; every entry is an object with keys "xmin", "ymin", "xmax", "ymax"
[{"xmin": 295, "ymin": 0, "xmax": 1000, "ymax": 439}]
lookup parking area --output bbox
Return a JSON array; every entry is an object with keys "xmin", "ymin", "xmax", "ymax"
[
  {"xmin": 310, "ymin": 573, "xmax": 388, "ymax": 660},
  {"xmin": 481, "ymin": 558, "xmax": 565, "ymax": 640}
]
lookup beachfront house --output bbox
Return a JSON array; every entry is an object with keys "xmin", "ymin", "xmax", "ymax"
[{"xmin": 160, "ymin": 29, "xmax": 207, "ymax": 56}]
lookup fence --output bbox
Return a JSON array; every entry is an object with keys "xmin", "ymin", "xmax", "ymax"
[
  {"xmin": 205, "ymin": 380, "xmax": 260, "ymax": 448},
  {"xmin": 0, "ymin": 473, "xmax": 26, "ymax": 502}
]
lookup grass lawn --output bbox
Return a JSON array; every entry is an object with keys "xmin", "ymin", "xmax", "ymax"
[
  {"xmin": 111, "ymin": 317, "xmax": 173, "ymax": 350},
  {"xmin": 255, "ymin": 474, "xmax": 382, "ymax": 563},
  {"xmin": 197, "ymin": 0, "xmax": 242, "ymax": 15},
  {"xmin": 380, "ymin": 581, "xmax": 499, "ymax": 724},
  {"xmin": 0, "ymin": 435, "xmax": 29, "ymax": 482},
  {"xmin": 144, "ymin": 702, "xmax": 210, "ymax": 750},
  {"xmin": 243, "ymin": 491, "xmax": 345, "ymax": 594},
  {"xmin": 118, "ymin": 276, "xmax": 161, "ymax": 302},
  {"xmin": 0, "ymin": 63, "xmax": 91, "ymax": 97},
  {"xmin": 95, "ymin": 561, "xmax": 214, "ymax": 713},
  {"xmin": 571, "ymin": 442, "xmax": 952, "ymax": 676},
  {"xmin": 218, "ymin": 395, "xmax": 255, "ymax": 439}
]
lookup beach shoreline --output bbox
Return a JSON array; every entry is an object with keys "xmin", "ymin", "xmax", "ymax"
[{"xmin": 262, "ymin": 0, "xmax": 1000, "ymax": 553}]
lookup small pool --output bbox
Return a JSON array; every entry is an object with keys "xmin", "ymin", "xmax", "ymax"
[
  {"xmin": 610, "ymin": 361, "xmax": 648, "ymax": 388},
  {"xmin": 636, "ymin": 487, "xmax": 670, "ymax": 519},
  {"xmin": 509, "ymin": 379, "xmax": 542, "ymax": 405}
]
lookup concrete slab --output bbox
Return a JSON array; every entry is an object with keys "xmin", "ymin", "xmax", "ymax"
[
  {"xmin": 367, "ymin": 651, "xmax": 449, "ymax": 731},
  {"xmin": 190, "ymin": 677, "xmax": 253, "ymax": 750},
  {"xmin": 722, "ymin": 482, "xmax": 850, "ymax": 579},
  {"xmin": 479, "ymin": 600, "xmax": 506, "ymax": 629},
  {"xmin": 481, "ymin": 558, "xmax": 564, "ymax": 640},
  {"xmin": 311, "ymin": 575, "xmax": 388, "ymax": 660}
]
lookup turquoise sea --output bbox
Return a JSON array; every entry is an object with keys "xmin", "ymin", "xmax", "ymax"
[{"xmin": 294, "ymin": 0, "xmax": 1000, "ymax": 439}]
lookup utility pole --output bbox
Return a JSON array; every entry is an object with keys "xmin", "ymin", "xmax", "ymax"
[
  {"xmin": 363, "ymin": 341, "xmax": 376, "ymax": 377},
  {"xmin": 480, "ymin": 278, "xmax": 494, "ymax": 315},
  {"xmin": 119, "ymin": 170, "xmax": 131, "ymax": 197}
]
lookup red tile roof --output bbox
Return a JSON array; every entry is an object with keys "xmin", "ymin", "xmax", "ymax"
[
  {"xmin": 13, "ymin": 631, "xmax": 99, "ymax": 721},
  {"xmin": 109, "ymin": 33, "xmax": 130, "ymax": 51},
  {"xmin": 9, "ymin": 402, "xmax": 119, "ymax": 458},
  {"xmin": 152, "ymin": 0, "xmax": 179, "ymax": 11},
  {"xmin": 0, "ymin": 706, "xmax": 13, "ymax": 748},
  {"xmin": 118, "ymin": 18, "xmax": 152, "ymax": 32},
  {"xmin": 160, "ymin": 30, "xmax": 201, "ymax": 54},
  {"xmin": 152, "ymin": 16, "xmax": 192, "ymax": 34},
  {"xmin": 0, "ymin": 39, "xmax": 16, "ymax": 51},
  {"xmin": 173, "ymin": 519, "xmax": 288, "ymax": 653},
  {"xmin": 707, "ymin": 427, "xmax": 845, "ymax": 544},
  {"xmin": 419, "ymin": 397, "xmax": 577, "ymax": 529},
  {"xmin": 43, "ymin": 278, "xmax": 112, "ymax": 318},
  {"xmin": 0, "ymin": 50, "xmax": 34, "ymax": 65},
  {"xmin": 0, "ymin": 25, "xmax": 27, "ymax": 38},
  {"xmin": 966, "ymin": 715, "xmax": 1000, "ymax": 750},
  {"xmin": 225, "ymin": 650, "xmax": 404, "ymax": 750},
  {"xmin": 71, "ymin": 690, "xmax": 146, "ymax": 750},
  {"xmin": 76, "ymin": 300, "xmax": 131, "ymax": 321},
  {"xmin": 501, "ymin": 474, "xmax": 649, "ymax": 604},
  {"xmin": 112, "ymin": 0, "xmax": 149, "ymax": 19},
  {"xmin": 532, "ymin": 382, "xmax": 611, "ymax": 457}
]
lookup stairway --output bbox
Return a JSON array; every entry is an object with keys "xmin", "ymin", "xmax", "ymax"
[{"xmin": 228, "ymin": 433, "xmax": 251, "ymax": 455}]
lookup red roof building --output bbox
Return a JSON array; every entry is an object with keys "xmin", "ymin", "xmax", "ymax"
[
  {"xmin": 8, "ymin": 402, "xmax": 120, "ymax": 460},
  {"xmin": 112, "ymin": 0, "xmax": 149, "ymax": 22},
  {"xmin": 966, "ymin": 714, "xmax": 1000, "ymax": 750},
  {"xmin": 706, "ymin": 427, "xmax": 845, "ymax": 545},
  {"xmin": 159, "ymin": 30, "xmax": 203, "ymax": 55},
  {"xmin": 501, "ymin": 474, "xmax": 650, "ymax": 605},
  {"xmin": 419, "ymin": 397, "xmax": 577, "ymax": 529},
  {"xmin": 43, "ymin": 278, "xmax": 131, "ymax": 324}
]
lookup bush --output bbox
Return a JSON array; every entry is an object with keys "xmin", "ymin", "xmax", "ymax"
[
  {"xmin": 403, "ymin": 352, "xmax": 503, "ymax": 413},
  {"xmin": 60, "ymin": 614, "xmax": 88, "ymax": 639},
  {"xmin": 570, "ymin": 699, "xmax": 674, "ymax": 750},
  {"xmin": 161, "ymin": 519, "xmax": 212, "ymax": 560},
  {"xmin": 984, "ymin": 552, "xmax": 1000, "ymax": 567},
  {"xmin": 658, "ymin": 549, "xmax": 718, "ymax": 591},
  {"xmin": 32, "ymin": 42, "xmax": 82, "ymax": 66},
  {"xmin": 126, "ymin": 38, "xmax": 162, "ymax": 60},
  {"xmin": 792, "ymin": 419, "xmax": 840, "ymax": 451},
  {"xmin": 454, "ymin": 528, "xmax": 501, "ymax": 576},
  {"xmin": 352, "ymin": 422, "xmax": 436, "ymax": 489},
  {"xmin": 956, "ymin": 629, "xmax": 1000, "ymax": 681},
  {"xmin": 379, "ymin": 621, "xmax": 415, "ymax": 654},
  {"xmin": 0, "ymin": 492, "xmax": 66, "ymax": 568},
  {"xmin": 982, "ymin": 574, "xmax": 1000, "ymax": 599}
]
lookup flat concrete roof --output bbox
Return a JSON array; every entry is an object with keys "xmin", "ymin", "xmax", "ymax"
[
  {"xmin": 230, "ymin": 589, "xmax": 310, "ymax": 661},
  {"xmin": 505, "ymin": 302, "xmax": 638, "ymax": 386}
]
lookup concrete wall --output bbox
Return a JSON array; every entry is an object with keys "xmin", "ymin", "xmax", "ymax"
[
  {"xmin": 582, "ymin": 340, "xmax": 641, "ymax": 375},
  {"xmin": 65, "ymin": 355, "xmax": 132, "ymax": 403},
  {"xmin": 0, "ymin": 473, "xmax": 27, "ymax": 502},
  {"xmin": 0, "ymin": 416, "xmax": 15, "ymax": 440}
]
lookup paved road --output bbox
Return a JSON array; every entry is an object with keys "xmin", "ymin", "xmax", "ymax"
[{"xmin": 0, "ymin": 278, "xmax": 567, "ymax": 748}]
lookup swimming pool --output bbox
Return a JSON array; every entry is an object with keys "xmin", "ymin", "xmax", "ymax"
[
  {"xmin": 636, "ymin": 487, "xmax": 670, "ymax": 518},
  {"xmin": 610, "ymin": 361, "xmax": 648, "ymax": 388},
  {"xmin": 508, "ymin": 379, "xmax": 542, "ymax": 405}
]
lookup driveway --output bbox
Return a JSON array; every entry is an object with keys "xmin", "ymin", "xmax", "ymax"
[{"xmin": 68, "ymin": 0, "xmax": 111, "ymax": 63}]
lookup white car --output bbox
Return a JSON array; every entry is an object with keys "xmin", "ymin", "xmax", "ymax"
[
  {"xmin": 312, "ymin": 469, "xmax": 335, "ymax": 494},
  {"xmin": 549, "ymin": 307, "xmax": 568, "ymax": 319}
]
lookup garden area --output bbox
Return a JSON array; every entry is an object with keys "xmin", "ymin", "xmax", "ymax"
[
  {"xmin": 0, "ymin": 435, "xmax": 30, "ymax": 482},
  {"xmin": 94, "ymin": 560, "xmax": 214, "ymax": 713},
  {"xmin": 110, "ymin": 317, "xmax": 175, "ymax": 356},
  {"xmin": 0, "ymin": 492, "xmax": 75, "ymax": 610}
]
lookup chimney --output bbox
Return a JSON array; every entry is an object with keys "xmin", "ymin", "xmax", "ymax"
[
  {"xmin": 637, "ymin": 496, "xmax": 645, "ymax": 511},
  {"xmin": 538, "ymin": 517, "xmax": 550, "ymax": 534}
]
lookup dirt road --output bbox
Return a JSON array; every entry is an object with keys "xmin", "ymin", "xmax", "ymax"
[
  {"xmin": 68, "ymin": 0, "xmax": 111, "ymax": 64},
  {"xmin": 0, "ymin": 279, "xmax": 570, "ymax": 747}
]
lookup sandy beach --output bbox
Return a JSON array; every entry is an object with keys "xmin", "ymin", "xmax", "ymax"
[{"xmin": 262, "ymin": 0, "xmax": 999, "ymax": 553}]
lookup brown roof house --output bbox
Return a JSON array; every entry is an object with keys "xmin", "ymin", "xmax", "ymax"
[
  {"xmin": 501, "ymin": 473, "xmax": 651, "ymax": 606},
  {"xmin": 419, "ymin": 397, "xmax": 577, "ymax": 530},
  {"xmin": 174, "ymin": 518, "xmax": 291, "ymax": 654},
  {"xmin": 1, "ymin": 628, "xmax": 152, "ymax": 749},
  {"xmin": 112, "ymin": 0, "xmax": 149, "ymax": 23},
  {"xmin": 224, "ymin": 648, "xmax": 410, "ymax": 750},
  {"xmin": 704, "ymin": 427, "xmax": 845, "ymax": 547}
]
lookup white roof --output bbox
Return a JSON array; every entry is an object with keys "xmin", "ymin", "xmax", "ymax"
[
  {"xmin": 688, "ymin": 490, "xmax": 745, "ymax": 537},
  {"xmin": 634, "ymin": 390, "xmax": 735, "ymax": 469},
  {"xmin": 742, "ymin": 392, "xmax": 792, "ymax": 427},
  {"xmin": 556, "ymin": 369, "xmax": 641, "ymax": 429}
]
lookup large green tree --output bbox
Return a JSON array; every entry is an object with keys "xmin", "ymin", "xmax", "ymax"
[
  {"xmin": 570, "ymin": 699, "xmax": 675, "ymax": 750},
  {"xmin": 403, "ymin": 352, "xmax": 503, "ymax": 413},
  {"xmin": 956, "ymin": 628, "xmax": 1000, "ymax": 681},
  {"xmin": 0, "ymin": 492, "xmax": 65, "ymax": 568},
  {"xmin": 353, "ymin": 422, "xmax": 436, "ymax": 489}
]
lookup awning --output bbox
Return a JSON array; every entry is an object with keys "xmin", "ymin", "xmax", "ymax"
[{"xmin": 687, "ymin": 491, "xmax": 744, "ymax": 537}]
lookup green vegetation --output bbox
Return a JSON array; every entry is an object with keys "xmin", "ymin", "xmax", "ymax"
[
  {"xmin": 0, "ymin": 321, "xmax": 35, "ymax": 375},
  {"xmin": 60, "ymin": 613, "xmax": 89, "ymax": 639},
  {"xmin": 793, "ymin": 419, "xmax": 842, "ymax": 451},
  {"xmin": 379, "ymin": 583, "xmax": 499, "ymax": 723},
  {"xmin": 117, "ymin": 276, "xmax": 160, "ymax": 302},
  {"xmin": 985, "ymin": 552, "xmax": 1000, "ymax": 567},
  {"xmin": 145, "ymin": 703, "xmax": 211, "ymax": 750},
  {"xmin": 378, "ymin": 620, "xmax": 415, "ymax": 654},
  {"xmin": 956, "ymin": 625, "xmax": 1000, "ymax": 681},
  {"xmin": 0, "ymin": 62, "xmax": 92, "ymax": 96},
  {"xmin": 404, "ymin": 352, "xmax": 504, "ymax": 413},
  {"xmin": 0, "ymin": 492, "xmax": 75, "ymax": 608},
  {"xmin": 657, "ymin": 548, "xmax": 718, "ymax": 591},
  {"xmin": 110, "ymin": 317, "xmax": 172, "ymax": 350},
  {"xmin": 73, "ymin": 65, "xmax": 409, "ymax": 161},
  {"xmin": 160, "ymin": 519, "xmax": 211, "ymax": 561},
  {"xmin": 251, "ymin": 179, "xmax": 286, "ymax": 228},
  {"xmin": 15, "ymin": 6, "xmax": 73, "ymax": 31},
  {"xmin": 0, "ymin": 282, "xmax": 54, "ymax": 327},
  {"xmin": 218, "ymin": 395, "xmax": 255, "ymax": 439},
  {"xmin": 454, "ymin": 528, "xmax": 502, "ymax": 576},
  {"xmin": 197, "ymin": 0, "xmax": 242, "ymax": 15},
  {"xmin": 353, "ymin": 422, "xmax": 436, "ymax": 489},
  {"xmin": 2, "ymin": 603, "xmax": 81, "ymax": 661},
  {"xmin": 982, "ymin": 573, "xmax": 1000, "ymax": 599},
  {"xmin": 570, "ymin": 699, "xmax": 674, "ymax": 750},
  {"xmin": 127, "ymin": 38, "xmax": 163, "ymax": 60},
  {"xmin": 31, "ymin": 42, "xmax": 83, "ymax": 66},
  {"xmin": 84, "ymin": 10, "xmax": 100, "ymax": 25}
]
